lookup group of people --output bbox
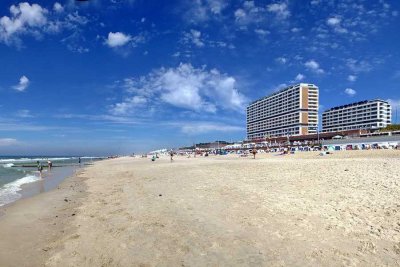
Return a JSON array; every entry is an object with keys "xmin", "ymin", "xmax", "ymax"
[
  {"xmin": 36, "ymin": 157, "xmax": 82, "ymax": 177},
  {"xmin": 150, "ymin": 151, "xmax": 175, "ymax": 162},
  {"xmin": 36, "ymin": 160, "xmax": 52, "ymax": 177}
]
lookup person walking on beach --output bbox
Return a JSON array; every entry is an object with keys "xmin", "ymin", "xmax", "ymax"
[
  {"xmin": 47, "ymin": 160, "xmax": 52, "ymax": 171},
  {"xmin": 169, "ymin": 150, "xmax": 174, "ymax": 162},
  {"xmin": 252, "ymin": 149, "xmax": 257, "ymax": 159},
  {"xmin": 78, "ymin": 157, "xmax": 81, "ymax": 166}
]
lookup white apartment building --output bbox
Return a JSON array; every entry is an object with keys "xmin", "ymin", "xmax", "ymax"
[
  {"xmin": 322, "ymin": 99, "xmax": 392, "ymax": 133},
  {"xmin": 246, "ymin": 83, "xmax": 319, "ymax": 140}
]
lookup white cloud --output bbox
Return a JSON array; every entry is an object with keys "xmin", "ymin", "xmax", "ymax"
[
  {"xmin": 267, "ymin": 2, "xmax": 290, "ymax": 19},
  {"xmin": 254, "ymin": 28, "xmax": 269, "ymax": 37},
  {"xmin": 305, "ymin": 60, "xmax": 324, "ymax": 74},
  {"xmin": 110, "ymin": 63, "xmax": 248, "ymax": 115},
  {"xmin": 16, "ymin": 109, "xmax": 33, "ymax": 118},
  {"xmin": 183, "ymin": 0, "xmax": 227, "ymax": 23},
  {"xmin": 0, "ymin": 138, "xmax": 18, "ymax": 146},
  {"xmin": 53, "ymin": 2, "xmax": 64, "ymax": 13},
  {"xmin": 271, "ymin": 83, "xmax": 288, "ymax": 93},
  {"xmin": 110, "ymin": 96, "xmax": 147, "ymax": 115},
  {"xmin": 13, "ymin": 75, "xmax": 30, "ymax": 92},
  {"xmin": 180, "ymin": 122, "xmax": 243, "ymax": 134},
  {"xmin": 0, "ymin": 2, "xmax": 48, "ymax": 45},
  {"xmin": 291, "ymin": 27, "xmax": 301, "ymax": 33},
  {"xmin": 0, "ymin": 2, "xmax": 89, "ymax": 49},
  {"xmin": 234, "ymin": 1, "xmax": 265, "ymax": 27},
  {"xmin": 344, "ymin": 88, "xmax": 356, "ymax": 96},
  {"xmin": 207, "ymin": 0, "xmax": 227, "ymax": 15},
  {"xmin": 347, "ymin": 75, "xmax": 357, "ymax": 82},
  {"xmin": 105, "ymin": 32, "xmax": 132, "ymax": 47},
  {"xmin": 184, "ymin": 29, "xmax": 204, "ymax": 47},
  {"xmin": 327, "ymin": 17, "xmax": 341, "ymax": 26},
  {"xmin": 276, "ymin": 57, "xmax": 287, "ymax": 64},
  {"xmin": 346, "ymin": 59, "xmax": 372, "ymax": 73},
  {"xmin": 295, "ymin": 73, "xmax": 305, "ymax": 81},
  {"xmin": 234, "ymin": 8, "xmax": 246, "ymax": 21},
  {"xmin": 326, "ymin": 16, "xmax": 347, "ymax": 34}
]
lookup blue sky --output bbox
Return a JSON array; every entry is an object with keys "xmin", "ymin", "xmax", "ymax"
[{"xmin": 0, "ymin": 0, "xmax": 399, "ymax": 155}]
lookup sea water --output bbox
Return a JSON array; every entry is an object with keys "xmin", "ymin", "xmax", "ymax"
[{"xmin": 0, "ymin": 156, "xmax": 102, "ymax": 207}]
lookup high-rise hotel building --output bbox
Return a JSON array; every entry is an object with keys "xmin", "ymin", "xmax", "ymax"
[
  {"xmin": 322, "ymin": 99, "xmax": 391, "ymax": 133},
  {"xmin": 246, "ymin": 83, "xmax": 319, "ymax": 140}
]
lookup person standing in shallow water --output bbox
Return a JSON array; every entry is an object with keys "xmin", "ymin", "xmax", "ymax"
[
  {"xmin": 78, "ymin": 157, "xmax": 81, "ymax": 166},
  {"xmin": 37, "ymin": 161, "xmax": 43, "ymax": 178}
]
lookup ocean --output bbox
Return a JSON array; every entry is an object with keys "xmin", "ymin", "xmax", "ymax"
[{"xmin": 0, "ymin": 156, "xmax": 103, "ymax": 207}]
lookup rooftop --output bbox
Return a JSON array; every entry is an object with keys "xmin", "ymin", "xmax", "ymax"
[
  {"xmin": 248, "ymin": 83, "xmax": 318, "ymax": 106},
  {"xmin": 323, "ymin": 99, "xmax": 389, "ymax": 113}
]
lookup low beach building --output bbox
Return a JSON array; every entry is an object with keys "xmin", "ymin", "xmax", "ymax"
[
  {"xmin": 246, "ymin": 83, "xmax": 319, "ymax": 140},
  {"xmin": 322, "ymin": 99, "xmax": 392, "ymax": 133}
]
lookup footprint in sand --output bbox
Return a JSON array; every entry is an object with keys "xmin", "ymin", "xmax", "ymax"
[{"xmin": 357, "ymin": 240, "xmax": 376, "ymax": 254}]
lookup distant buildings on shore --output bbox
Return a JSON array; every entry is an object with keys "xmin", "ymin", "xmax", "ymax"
[
  {"xmin": 246, "ymin": 84, "xmax": 392, "ymax": 140},
  {"xmin": 322, "ymin": 99, "xmax": 391, "ymax": 133},
  {"xmin": 246, "ymin": 83, "xmax": 319, "ymax": 140}
]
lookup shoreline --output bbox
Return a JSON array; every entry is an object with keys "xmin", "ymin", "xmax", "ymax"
[
  {"xmin": 1, "ymin": 151, "xmax": 400, "ymax": 266},
  {"xmin": 0, "ymin": 161, "xmax": 95, "ymax": 209},
  {"xmin": 0, "ymin": 162, "xmax": 92, "ymax": 267}
]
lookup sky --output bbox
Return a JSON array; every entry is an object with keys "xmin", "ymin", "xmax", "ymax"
[{"xmin": 0, "ymin": 0, "xmax": 400, "ymax": 155}]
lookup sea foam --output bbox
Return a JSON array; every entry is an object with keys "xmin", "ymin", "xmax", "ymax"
[
  {"xmin": 0, "ymin": 175, "xmax": 41, "ymax": 207},
  {"xmin": 2, "ymin": 163, "xmax": 14, "ymax": 168}
]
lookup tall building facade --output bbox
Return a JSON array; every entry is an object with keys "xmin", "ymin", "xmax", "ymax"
[
  {"xmin": 246, "ymin": 83, "xmax": 319, "ymax": 140},
  {"xmin": 322, "ymin": 99, "xmax": 391, "ymax": 133}
]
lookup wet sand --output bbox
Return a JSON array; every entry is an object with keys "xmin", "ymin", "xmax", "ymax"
[{"xmin": 1, "ymin": 150, "xmax": 400, "ymax": 266}]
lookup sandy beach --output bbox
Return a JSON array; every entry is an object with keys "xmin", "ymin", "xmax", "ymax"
[{"xmin": 1, "ymin": 150, "xmax": 400, "ymax": 266}]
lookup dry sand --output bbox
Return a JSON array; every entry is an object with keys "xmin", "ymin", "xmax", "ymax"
[{"xmin": 1, "ymin": 150, "xmax": 400, "ymax": 266}]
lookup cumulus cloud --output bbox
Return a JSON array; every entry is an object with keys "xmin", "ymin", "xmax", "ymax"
[
  {"xmin": 327, "ymin": 17, "xmax": 340, "ymax": 26},
  {"xmin": 305, "ymin": 60, "xmax": 324, "ymax": 74},
  {"xmin": 0, "ymin": 2, "xmax": 48, "ymax": 45},
  {"xmin": 234, "ymin": 1, "xmax": 266, "ymax": 27},
  {"xmin": 13, "ymin": 75, "xmax": 30, "ymax": 92},
  {"xmin": 326, "ymin": 16, "xmax": 347, "ymax": 33},
  {"xmin": 276, "ymin": 57, "xmax": 287, "ymax": 64},
  {"xmin": 344, "ymin": 88, "xmax": 356, "ymax": 96},
  {"xmin": 207, "ymin": 0, "xmax": 227, "ymax": 15},
  {"xmin": 110, "ymin": 63, "xmax": 248, "ymax": 116},
  {"xmin": 105, "ymin": 32, "xmax": 132, "ymax": 47},
  {"xmin": 0, "ymin": 138, "xmax": 18, "ymax": 146},
  {"xmin": 183, "ymin": 0, "xmax": 227, "ymax": 23},
  {"xmin": 53, "ymin": 2, "xmax": 64, "ymax": 13},
  {"xmin": 267, "ymin": 2, "xmax": 290, "ymax": 19},
  {"xmin": 0, "ymin": 2, "xmax": 89, "ymax": 49},
  {"xmin": 183, "ymin": 29, "xmax": 204, "ymax": 47},
  {"xmin": 347, "ymin": 75, "xmax": 357, "ymax": 82},
  {"xmin": 346, "ymin": 59, "xmax": 372, "ymax": 73},
  {"xmin": 254, "ymin": 28, "xmax": 269, "ymax": 37},
  {"xmin": 295, "ymin": 73, "xmax": 305, "ymax": 81}
]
